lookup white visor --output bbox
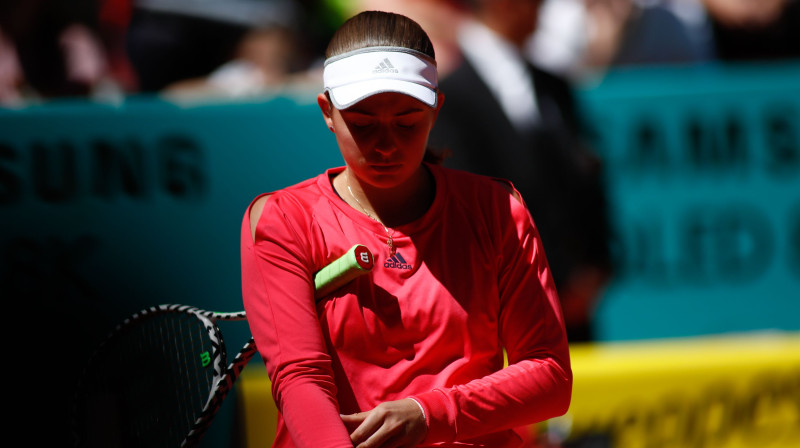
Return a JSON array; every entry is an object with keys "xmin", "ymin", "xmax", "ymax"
[{"xmin": 323, "ymin": 46, "xmax": 438, "ymax": 109}]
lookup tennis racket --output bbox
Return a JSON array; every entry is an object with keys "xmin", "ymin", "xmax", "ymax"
[{"xmin": 71, "ymin": 244, "xmax": 374, "ymax": 448}]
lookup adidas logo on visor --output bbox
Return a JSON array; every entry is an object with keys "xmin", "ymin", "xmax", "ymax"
[{"xmin": 373, "ymin": 58, "xmax": 398, "ymax": 74}]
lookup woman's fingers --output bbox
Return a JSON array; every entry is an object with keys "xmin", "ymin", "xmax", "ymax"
[
  {"xmin": 340, "ymin": 411, "xmax": 368, "ymax": 432},
  {"xmin": 341, "ymin": 399, "xmax": 427, "ymax": 448},
  {"xmin": 342, "ymin": 410, "xmax": 380, "ymax": 443},
  {"xmin": 355, "ymin": 418, "xmax": 402, "ymax": 448}
]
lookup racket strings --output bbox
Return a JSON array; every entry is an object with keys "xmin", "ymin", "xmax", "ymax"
[
  {"xmin": 172, "ymin": 313, "xmax": 191, "ymax": 438},
  {"xmin": 75, "ymin": 309, "xmax": 219, "ymax": 448}
]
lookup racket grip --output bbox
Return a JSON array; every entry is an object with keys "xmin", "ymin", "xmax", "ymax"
[{"xmin": 314, "ymin": 244, "xmax": 374, "ymax": 299}]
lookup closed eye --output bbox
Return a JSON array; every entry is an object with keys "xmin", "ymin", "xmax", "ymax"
[
  {"xmin": 345, "ymin": 117, "xmax": 376, "ymax": 129},
  {"xmin": 341, "ymin": 111, "xmax": 375, "ymax": 129},
  {"xmin": 395, "ymin": 111, "xmax": 427, "ymax": 129}
]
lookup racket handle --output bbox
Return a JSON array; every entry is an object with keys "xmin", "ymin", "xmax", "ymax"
[{"xmin": 314, "ymin": 244, "xmax": 374, "ymax": 299}]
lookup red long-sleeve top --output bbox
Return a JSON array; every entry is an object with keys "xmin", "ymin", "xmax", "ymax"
[{"xmin": 241, "ymin": 164, "xmax": 572, "ymax": 447}]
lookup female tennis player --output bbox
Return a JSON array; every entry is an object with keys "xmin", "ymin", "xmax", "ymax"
[{"xmin": 240, "ymin": 10, "xmax": 572, "ymax": 448}]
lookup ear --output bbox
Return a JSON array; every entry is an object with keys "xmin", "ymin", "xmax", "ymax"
[{"xmin": 317, "ymin": 92, "xmax": 335, "ymax": 132}]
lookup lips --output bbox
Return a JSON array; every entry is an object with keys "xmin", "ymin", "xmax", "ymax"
[{"xmin": 369, "ymin": 163, "xmax": 402, "ymax": 173}]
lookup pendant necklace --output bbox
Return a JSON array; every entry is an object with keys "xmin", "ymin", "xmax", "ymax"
[{"xmin": 345, "ymin": 171, "xmax": 396, "ymax": 256}]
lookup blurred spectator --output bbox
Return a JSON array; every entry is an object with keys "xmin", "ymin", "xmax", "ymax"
[
  {"xmin": 163, "ymin": 28, "xmax": 293, "ymax": 97},
  {"xmin": 609, "ymin": 0, "xmax": 715, "ymax": 66},
  {"xmin": 0, "ymin": 0, "xmax": 123, "ymax": 104},
  {"xmin": 524, "ymin": 0, "xmax": 596, "ymax": 80},
  {"xmin": 0, "ymin": 27, "xmax": 25, "ymax": 107},
  {"xmin": 528, "ymin": 0, "xmax": 715, "ymax": 81},
  {"xmin": 528, "ymin": 0, "xmax": 800, "ymax": 83},
  {"xmin": 429, "ymin": 0, "xmax": 614, "ymax": 344},
  {"xmin": 124, "ymin": 0, "xmax": 301, "ymax": 92},
  {"xmin": 96, "ymin": 0, "xmax": 139, "ymax": 92},
  {"xmin": 162, "ymin": 24, "xmax": 309, "ymax": 99},
  {"xmin": 702, "ymin": 0, "xmax": 800, "ymax": 61}
]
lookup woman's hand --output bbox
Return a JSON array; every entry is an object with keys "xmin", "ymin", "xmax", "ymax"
[{"xmin": 341, "ymin": 398, "xmax": 427, "ymax": 448}]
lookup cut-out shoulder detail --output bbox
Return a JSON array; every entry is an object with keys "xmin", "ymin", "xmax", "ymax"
[
  {"xmin": 249, "ymin": 194, "xmax": 272, "ymax": 242},
  {"xmin": 493, "ymin": 179, "xmax": 521, "ymax": 203}
]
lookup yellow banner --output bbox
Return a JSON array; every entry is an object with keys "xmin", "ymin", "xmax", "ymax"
[
  {"xmin": 550, "ymin": 332, "xmax": 800, "ymax": 448},
  {"xmin": 237, "ymin": 332, "xmax": 800, "ymax": 447}
]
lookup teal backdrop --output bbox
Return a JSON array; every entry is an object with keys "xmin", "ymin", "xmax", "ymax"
[
  {"xmin": 2, "ymin": 61, "xmax": 798, "ymax": 446},
  {"xmin": 578, "ymin": 62, "xmax": 800, "ymax": 341}
]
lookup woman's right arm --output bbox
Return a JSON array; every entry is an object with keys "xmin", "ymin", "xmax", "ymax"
[{"xmin": 241, "ymin": 194, "xmax": 353, "ymax": 447}]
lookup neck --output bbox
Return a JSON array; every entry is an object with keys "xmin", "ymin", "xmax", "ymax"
[{"xmin": 337, "ymin": 165, "xmax": 434, "ymax": 228}]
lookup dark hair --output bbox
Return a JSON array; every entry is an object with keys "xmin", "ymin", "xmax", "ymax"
[{"xmin": 325, "ymin": 11, "xmax": 436, "ymax": 61}]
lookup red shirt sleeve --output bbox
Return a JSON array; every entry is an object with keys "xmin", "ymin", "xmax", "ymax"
[
  {"xmin": 240, "ymin": 193, "xmax": 353, "ymax": 448},
  {"xmin": 410, "ymin": 190, "xmax": 573, "ymax": 444}
]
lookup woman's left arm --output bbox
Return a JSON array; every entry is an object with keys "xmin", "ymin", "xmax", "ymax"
[{"xmin": 408, "ymin": 193, "xmax": 573, "ymax": 444}]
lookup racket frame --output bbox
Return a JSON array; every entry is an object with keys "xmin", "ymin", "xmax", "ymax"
[
  {"xmin": 71, "ymin": 304, "xmax": 256, "ymax": 448},
  {"xmin": 72, "ymin": 244, "xmax": 374, "ymax": 447}
]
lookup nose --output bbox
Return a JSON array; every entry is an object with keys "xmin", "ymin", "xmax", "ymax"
[
  {"xmin": 374, "ymin": 145, "xmax": 395, "ymax": 156},
  {"xmin": 373, "ymin": 126, "xmax": 396, "ymax": 156}
]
